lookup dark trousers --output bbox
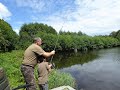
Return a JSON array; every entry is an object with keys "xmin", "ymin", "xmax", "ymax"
[
  {"xmin": 38, "ymin": 83, "xmax": 48, "ymax": 90},
  {"xmin": 21, "ymin": 65, "xmax": 36, "ymax": 90}
]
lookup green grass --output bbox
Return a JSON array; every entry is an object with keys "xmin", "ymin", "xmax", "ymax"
[
  {"xmin": 0, "ymin": 50, "xmax": 24, "ymax": 89},
  {"xmin": 0, "ymin": 50, "xmax": 75, "ymax": 89},
  {"xmin": 49, "ymin": 70, "xmax": 75, "ymax": 89}
]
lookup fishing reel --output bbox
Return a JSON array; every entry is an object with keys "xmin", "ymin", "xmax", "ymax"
[
  {"xmin": 51, "ymin": 62, "xmax": 55, "ymax": 69},
  {"xmin": 49, "ymin": 62, "xmax": 55, "ymax": 69}
]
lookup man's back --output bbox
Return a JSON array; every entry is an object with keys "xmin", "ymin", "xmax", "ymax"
[
  {"xmin": 38, "ymin": 62, "xmax": 50, "ymax": 84},
  {"xmin": 22, "ymin": 44, "xmax": 44, "ymax": 67}
]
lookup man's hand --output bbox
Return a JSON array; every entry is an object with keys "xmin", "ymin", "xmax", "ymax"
[
  {"xmin": 43, "ymin": 50, "xmax": 55, "ymax": 57},
  {"xmin": 51, "ymin": 50, "xmax": 55, "ymax": 55},
  {"xmin": 49, "ymin": 64, "xmax": 52, "ymax": 68}
]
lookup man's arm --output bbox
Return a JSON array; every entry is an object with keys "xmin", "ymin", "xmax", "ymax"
[
  {"xmin": 42, "ymin": 50, "xmax": 55, "ymax": 58},
  {"xmin": 32, "ymin": 45, "xmax": 55, "ymax": 57}
]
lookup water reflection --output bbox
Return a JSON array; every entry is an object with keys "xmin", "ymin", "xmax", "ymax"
[
  {"xmin": 53, "ymin": 51, "xmax": 98, "ymax": 69},
  {"xmin": 53, "ymin": 47, "xmax": 120, "ymax": 90}
]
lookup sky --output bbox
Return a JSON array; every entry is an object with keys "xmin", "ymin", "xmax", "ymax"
[{"xmin": 0, "ymin": 0, "xmax": 120, "ymax": 36}]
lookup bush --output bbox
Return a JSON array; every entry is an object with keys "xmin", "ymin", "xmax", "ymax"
[{"xmin": 49, "ymin": 69, "xmax": 75, "ymax": 89}]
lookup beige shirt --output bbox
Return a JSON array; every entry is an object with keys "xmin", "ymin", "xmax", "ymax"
[
  {"xmin": 38, "ymin": 62, "xmax": 50, "ymax": 84},
  {"xmin": 22, "ymin": 44, "xmax": 45, "ymax": 67}
]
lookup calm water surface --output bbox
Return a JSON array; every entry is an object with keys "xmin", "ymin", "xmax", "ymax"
[{"xmin": 53, "ymin": 47, "xmax": 120, "ymax": 90}]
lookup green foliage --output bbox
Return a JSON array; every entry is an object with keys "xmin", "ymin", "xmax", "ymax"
[
  {"xmin": 19, "ymin": 23, "xmax": 57, "ymax": 49},
  {"xmin": 0, "ymin": 50, "xmax": 24, "ymax": 88},
  {"xmin": 42, "ymin": 33, "xmax": 58, "ymax": 51},
  {"xmin": 109, "ymin": 30, "xmax": 120, "ymax": 42},
  {"xmin": 109, "ymin": 31, "xmax": 117, "ymax": 37},
  {"xmin": 58, "ymin": 35, "xmax": 73, "ymax": 50},
  {"xmin": 115, "ymin": 30, "xmax": 120, "ymax": 41},
  {"xmin": 0, "ymin": 19, "xmax": 18, "ymax": 52},
  {"xmin": 0, "ymin": 19, "xmax": 120, "ymax": 52},
  {"xmin": 57, "ymin": 33, "xmax": 119, "ymax": 51},
  {"xmin": 49, "ymin": 70, "xmax": 75, "ymax": 89},
  {"xmin": 59, "ymin": 31, "xmax": 86, "ymax": 36}
]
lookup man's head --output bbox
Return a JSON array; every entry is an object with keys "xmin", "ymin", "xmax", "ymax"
[{"xmin": 33, "ymin": 37, "xmax": 42, "ymax": 46}]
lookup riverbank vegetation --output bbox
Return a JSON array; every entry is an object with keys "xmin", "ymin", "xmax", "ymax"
[{"xmin": 0, "ymin": 19, "xmax": 120, "ymax": 53}]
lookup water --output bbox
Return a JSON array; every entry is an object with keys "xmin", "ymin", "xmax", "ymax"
[{"xmin": 53, "ymin": 47, "xmax": 120, "ymax": 90}]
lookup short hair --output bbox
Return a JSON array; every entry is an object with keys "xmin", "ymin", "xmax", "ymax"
[{"xmin": 33, "ymin": 37, "xmax": 41, "ymax": 43}]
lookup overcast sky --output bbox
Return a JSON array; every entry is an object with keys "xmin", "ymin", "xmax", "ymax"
[{"xmin": 0, "ymin": 0, "xmax": 120, "ymax": 36}]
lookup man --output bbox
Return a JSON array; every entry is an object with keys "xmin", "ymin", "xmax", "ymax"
[{"xmin": 21, "ymin": 37, "xmax": 55, "ymax": 90}]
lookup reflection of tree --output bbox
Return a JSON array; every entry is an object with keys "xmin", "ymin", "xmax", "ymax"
[{"xmin": 53, "ymin": 51, "xmax": 98, "ymax": 69}]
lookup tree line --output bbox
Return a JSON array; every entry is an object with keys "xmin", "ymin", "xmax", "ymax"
[{"xmin": 0, "ymin": 19, "xmax": 120, "ymax": 52}]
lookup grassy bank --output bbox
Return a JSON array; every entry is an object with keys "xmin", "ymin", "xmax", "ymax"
[{"xmin": 0, "ymin": 50, "xmax": 75, "ymax": 89}]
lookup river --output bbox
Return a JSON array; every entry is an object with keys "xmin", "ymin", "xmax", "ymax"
[{"xmin": 53, "ymin": 47, "xmax": 120, "ymax": 90}]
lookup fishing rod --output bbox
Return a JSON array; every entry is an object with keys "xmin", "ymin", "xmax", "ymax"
[
  {"xmin": 50, "ymin": 22, "xmax": 65, "ymax": 68},
  {"xmin": 53, "ymin": 25, "xmax": 64, "ymax": 51}
]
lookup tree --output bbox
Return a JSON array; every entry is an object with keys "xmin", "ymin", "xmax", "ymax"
[
  {"xmin": 115, "ymin": 30, "xmax": 120, "ymax": 41},
  {"xmin": 0, "ymin": 19, "xmax": 18, "ymax": 52},
  {"xmin": 109, "ymin": 31, "xmax": 117, "ymax": 37},
  {"xmin": 19, "ymin": 23, "xmax": 57, "ymax": 49}
]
